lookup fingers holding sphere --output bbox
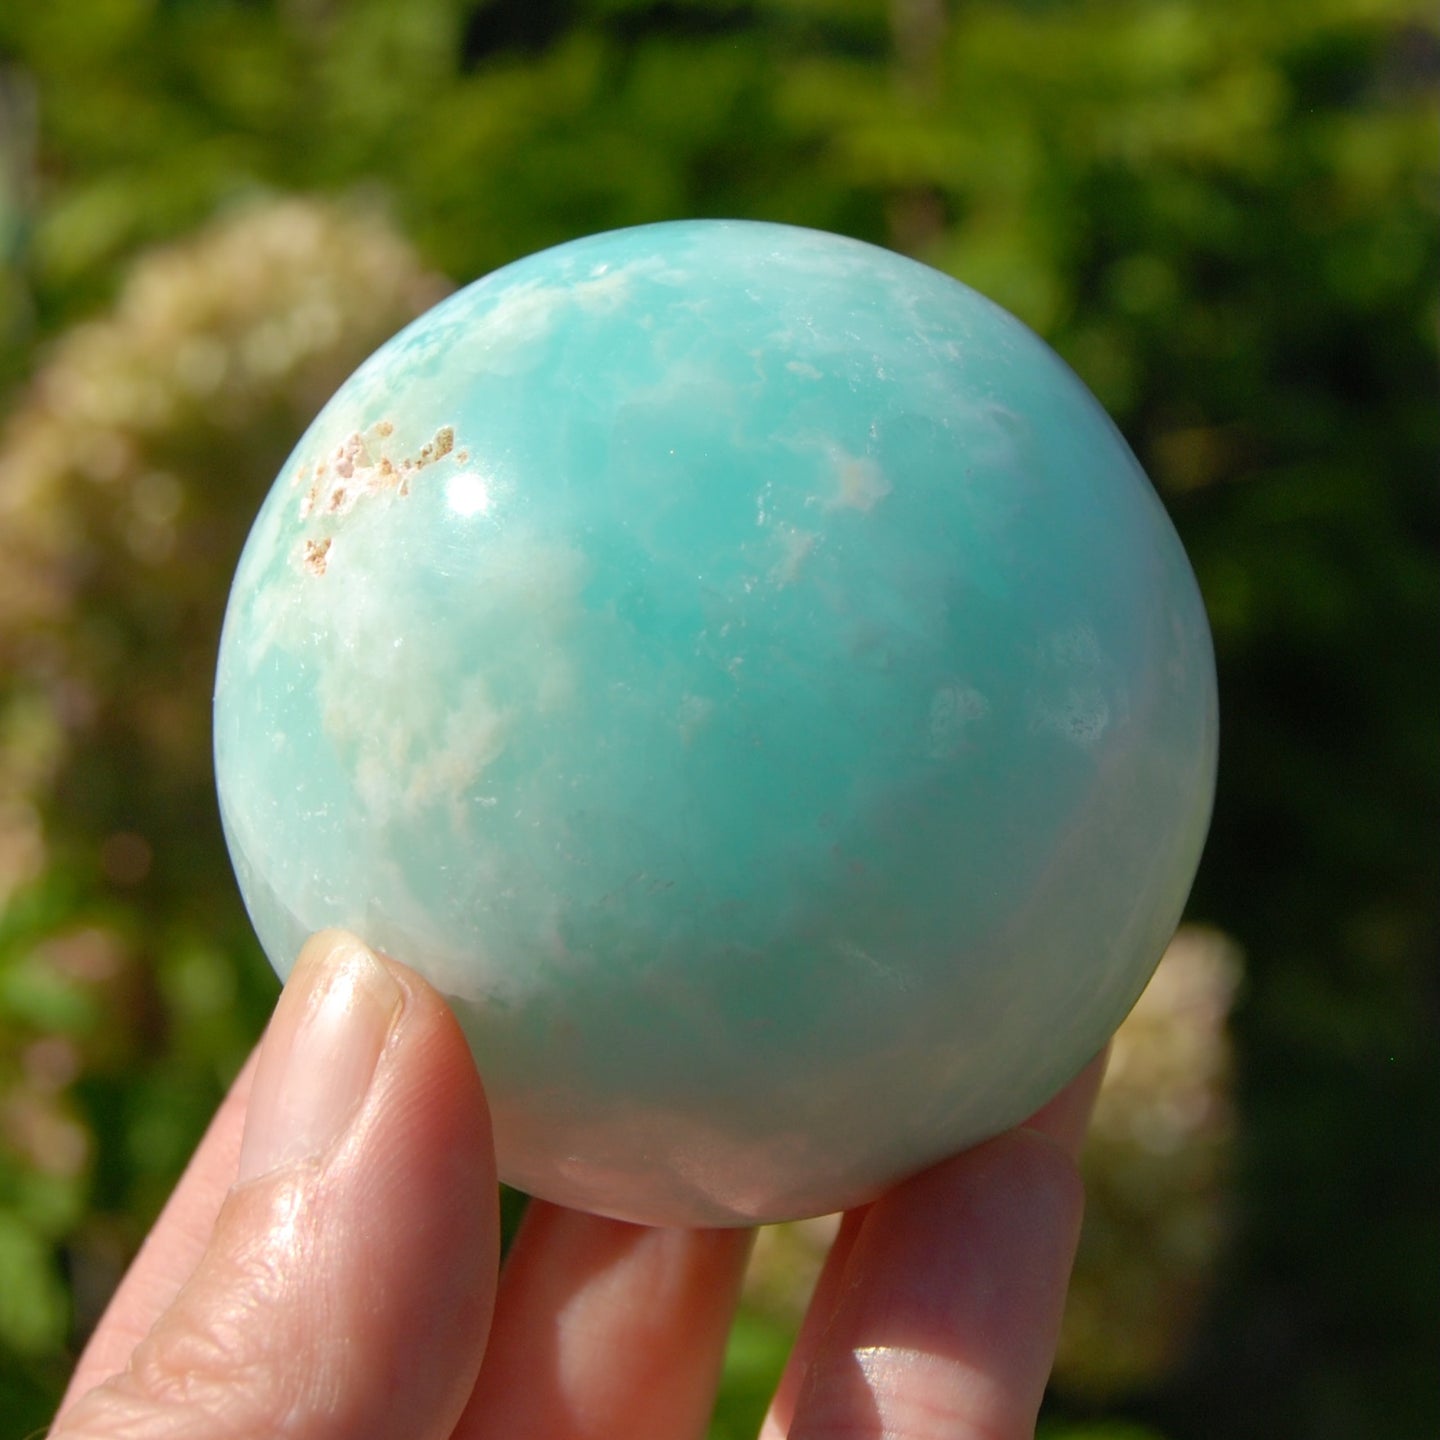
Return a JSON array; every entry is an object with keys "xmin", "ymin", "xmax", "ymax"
[{"xmin": 56, "ymin": 932, "xmax": 500, "ymax": 1440}]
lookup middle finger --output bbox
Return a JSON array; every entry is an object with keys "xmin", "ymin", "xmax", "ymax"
[{"xmin": 454, "ymin": 1201, "xmax": 753, "ymax": 1440}]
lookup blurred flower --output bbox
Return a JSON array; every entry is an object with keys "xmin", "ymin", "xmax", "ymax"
[
  {"xmin": 0, "ymin": 195, "xmax": 447, "ymax": 908},
  {"xmin": 1055, "ymin": 924, "xmax": 1241, "ymax": 1399}
]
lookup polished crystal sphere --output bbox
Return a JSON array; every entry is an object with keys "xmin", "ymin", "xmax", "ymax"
[{"xmin": 214, "ymin": 220, "xmax": 1217, "ymax": 1226}]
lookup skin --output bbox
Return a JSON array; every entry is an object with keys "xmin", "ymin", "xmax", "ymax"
[{"xmin": 53, "ymin": 929, "xmax": 1104, "ymax": 1440}]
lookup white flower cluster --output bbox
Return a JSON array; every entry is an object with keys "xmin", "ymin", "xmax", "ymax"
[{"xmin": 0, "ymin": 196, "xmax": 447, "ymax": 910}]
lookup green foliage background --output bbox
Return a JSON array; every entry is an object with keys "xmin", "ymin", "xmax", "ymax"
[{"xmin": 0, "ymin": 1, "xmax": 1435, "ymax": 1436}]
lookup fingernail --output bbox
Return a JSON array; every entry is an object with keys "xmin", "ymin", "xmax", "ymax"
[{"xmin": 237, "ymin": 933, "xmax": 403, "ymax": 1183}]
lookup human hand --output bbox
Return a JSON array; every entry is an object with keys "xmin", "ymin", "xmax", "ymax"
[{"xmin": 52, "ymin": 929, "xmax": 1102, "ymax": 1440}]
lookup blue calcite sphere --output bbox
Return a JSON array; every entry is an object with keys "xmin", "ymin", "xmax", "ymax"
[{"xmin": 214, "ymin": 220, "xmax": 1217, "ymax": 1227}]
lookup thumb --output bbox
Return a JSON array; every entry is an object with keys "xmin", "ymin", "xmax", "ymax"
[{"xmin": 56, "ymin": 931, "xmax": 500, "ymax": 1440}]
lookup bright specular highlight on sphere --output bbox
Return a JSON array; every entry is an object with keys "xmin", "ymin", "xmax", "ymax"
[{"xmin": 214, "ymin": 220, "xmax": 1217, "ymax": 1226}]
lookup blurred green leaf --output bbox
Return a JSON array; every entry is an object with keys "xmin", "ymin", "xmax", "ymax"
[
  {"xmin": 708, "ymin": 1307, "xmax": 794, "ymax": 1440},
  {"xmin": 0, "ymin": 1211, "xmax": 68, "ymax": 1358},
  {"xmin": 0, "ymin": 957, "xmax": 97, "ymax": 1037}
]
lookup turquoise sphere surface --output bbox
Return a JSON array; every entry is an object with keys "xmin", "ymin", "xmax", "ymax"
[{"xmin": 214, "ymin": 220, "xmax": 1217, "ymax": 1226}]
